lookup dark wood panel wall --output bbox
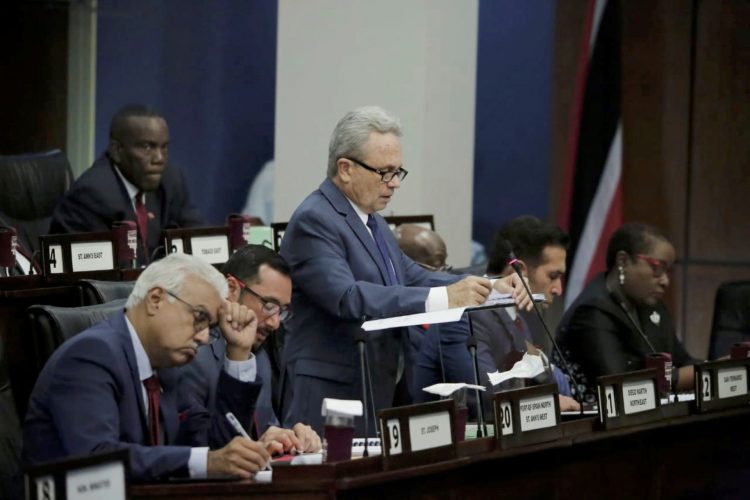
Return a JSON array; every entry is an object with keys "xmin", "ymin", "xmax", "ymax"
[
  {"xmin": 0, "ymin": 1, "xmax": 69, "ymax": 154},
  {"xmin": 551, "ymin": 0, "xmax": 750, "ymax": 358}
]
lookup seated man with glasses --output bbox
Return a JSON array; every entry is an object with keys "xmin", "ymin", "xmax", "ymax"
[
  {"xmin": 181, "ymin": 244, "xmax": 321, "ymax": 454},
  {"xmin": 279, "ymin": 106, "xmax": 534, "ymax": 433},
  {"xmin": 23, "ymin": 253, "xmax": 271, "ymax": 481}
]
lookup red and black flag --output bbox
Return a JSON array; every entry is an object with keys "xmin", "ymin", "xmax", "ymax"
[{"xmin": 558, "ymin": 0, "xmax": 623, "ymax": 309}]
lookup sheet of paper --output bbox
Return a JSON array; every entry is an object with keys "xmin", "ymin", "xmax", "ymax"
[
  {"xmin": 361, "ymin": 307, "xmax": 466, "ymax": 331},
  {"xmin": 422, "ymin": 382, "xmax": 486, "ymax": 397},
  {"xmin": 321, "ymin": 398, "xmax": 363, "ymax": 417},
  {"xmin": 487, "ymin": 353, "xmax": 546, "ymax": 386}
]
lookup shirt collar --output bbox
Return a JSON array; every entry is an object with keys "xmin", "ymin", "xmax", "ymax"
[
  {"xmin": 113, "ymin": 165, "xmax": 140, "ymax": 201},
  {"xmin": 124, "ymin": 314, "xmax": 155, "ymax": 382},
  {"xmin": 345, "ymin": 196, "xmax": 370, "ymax": 227}
]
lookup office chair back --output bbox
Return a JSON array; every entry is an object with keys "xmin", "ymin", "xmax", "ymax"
[
  {"xmin": 0, "ymin": 150, "xmax": 74, "ymax": 255},
  {"xmin": 78, "ymin": 279, "xmax": 135, "ymax": 305},
  {"xmin": 709, "ymin": 281, "xmax": 750, "ymax": 359},
  {"xmin": 26, "ymin": 300, "xmax": 126, "ymax": 387}
]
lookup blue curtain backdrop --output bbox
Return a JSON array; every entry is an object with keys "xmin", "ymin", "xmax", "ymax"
[
  {"xmin": 95, "ymin": 0, "xmax": 278, "ymax": 224},
  {"xmin": 96, "ymin": 0, "xmax": 554, "ymax": 240},
  {"xmin": 472, "ymin": 0, "xmax": 555, "ymax": 248}
]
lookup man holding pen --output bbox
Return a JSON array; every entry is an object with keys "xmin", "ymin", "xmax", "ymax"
[{"xmin": 23, "ymin": 254, "xmax": 272, "ymax": 480}]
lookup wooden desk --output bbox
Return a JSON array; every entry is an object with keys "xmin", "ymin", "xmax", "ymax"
[{"xmin": 131, "ymin": 406, "xmax": 750, "ymax": 499}]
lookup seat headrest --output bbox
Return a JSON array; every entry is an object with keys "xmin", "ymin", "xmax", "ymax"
[
  {"xmin": 713, "ymin": 281, "xmax": 750, "ymax": 331},
  {"xmin": 29, "ymin": 299, "xmax": 126, "ymax": 346},
  {"xmin": 0, "ymin": 149, "xmax": 73, "ymax": 220},
  {"xmin": 78, "ymin": 280, "xmax": 135, "ymax": 305}
]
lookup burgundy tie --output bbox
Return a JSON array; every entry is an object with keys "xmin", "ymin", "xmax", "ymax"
[
  {"xmin": 134, "ymin": 191, "xmax": 150, "ymax": 263},
  {"xmin": 514, "ymin": 315, "xmax": 524, "ymax": 335},
  {"xmin": 143, "ymin": 375, "xmax": 161, "ymax": 446}
]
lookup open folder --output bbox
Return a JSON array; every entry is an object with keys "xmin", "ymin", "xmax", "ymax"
[{"xmin": 361, "ymin": 291, "xmax": 544, "ymax": 331}]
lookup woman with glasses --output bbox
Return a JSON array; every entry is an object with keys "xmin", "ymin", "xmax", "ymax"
[{"xmin": 554, "ymin": 223, "xmax": 697, "ymax": 403}]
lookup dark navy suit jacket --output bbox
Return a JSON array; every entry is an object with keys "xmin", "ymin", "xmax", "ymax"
[
  {"xmin": 49, "ymin": 154, "xmax": 203, "ymax": 263},
  {"xmin": 181, "ymin": 338, "xmax": 276, "ymax": 438},
  {"xmin": 279, "ymin": 178, "xmax": 459, "ymax": 433},
  {"xmin": 555, "ymin": 273, "xmax": 695, "ymax": 402},
  {"xmin": 23, "ymin": 312, "xmax": 260, "ymax": 481}
]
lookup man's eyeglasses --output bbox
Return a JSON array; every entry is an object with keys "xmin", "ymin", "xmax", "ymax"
[
  {"xmin": 636, "ymin": 254, "xmax": 670, "ymax": 278},
  {"xmin": 416, "ymin": 261, "xmax": 453, "ymax": 273},
  {"xmin": 166, "ymin": 290, "xmax": 220, "ymax": 342},
  {"xmin": 346, "ymin": 158, "xmax": 408, "ymax": 183},
  {"xmin": 227, "ymin": 274, "xmax": 293, "ymax": 322}
]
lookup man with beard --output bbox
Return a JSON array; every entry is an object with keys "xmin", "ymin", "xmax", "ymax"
[
  {"xmin": 181, "ymin": 244, "xmax": 321, "ymax": 453},
  {"xmin": 50, "ymin": 104, "xmax": 203, "ymax": 264}
]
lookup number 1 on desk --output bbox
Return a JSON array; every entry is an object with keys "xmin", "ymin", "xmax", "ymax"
[
  {"xmin": 605, "ymin": 385, "xmax": 617, "ymax": 418},
  {"xmin": 386, "ymin": 419, "xmax": 402, "ymax": 455}
]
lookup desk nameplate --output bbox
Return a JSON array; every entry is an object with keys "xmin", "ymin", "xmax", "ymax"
[
  {"xmin": 25, "ymin": 450, "xmax": 129, "ymax": 500},
  {"xmin": 597, "ymin": 369, "xmax": 662, "ymax": 430},
  {"xmin": 163, "ymin": 226, "xmax": 230, "ymax": 266},
  {"xmin": 492, "ymin": 384, "xmax": 562, "ymax": 449},
  {"xmin": 40, "ymin": 232, "xmax": 120, "ymax": 276},
  {"xmin": 378, "ymin": 399, "xmax": 457, "ymax": 471},
  {"xmin": 695, "ymin": 358, "xmax": 750, "ymax": 413}
]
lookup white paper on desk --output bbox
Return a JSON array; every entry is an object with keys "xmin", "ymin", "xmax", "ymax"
[
  {"xmin": 361, "ymin": 307, "xmax": 466, "ymax": 331},
  {"xmin": 290, "ymin": 452, "xmax": 323, "ymax": 465},
  {"xmin": 321, "ymin": 398, "xmax": 363, "ymax": 417},
  {"xmin": 422, "ymin": 382, "xmax": 486, "ymax": 397},
  {"xmin": 254, "ymin": 470, "xmax": 272, "ymax": 483},
  {"xmin": 487, "ymin": 353, "xmax": 546, "ymax": 386}
]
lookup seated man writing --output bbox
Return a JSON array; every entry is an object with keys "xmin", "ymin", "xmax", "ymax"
[
  {"xmin": 23, "ymin": 253, "xmax": 270, "ymax": 480},
  {"xmin": 181, "ymin": 244, "xmax": 321, "ymax": 454}
]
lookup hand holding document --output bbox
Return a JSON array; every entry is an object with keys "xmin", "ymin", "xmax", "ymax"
[
  {"xmin": 422, "ymin": 382, "xmax": 486, "ymax": 397},
  {"xmin": 487, "ymin": 353, "xmax": 546, "ymax": 386},
  {"xmin": 361, "ymin": 293, "xmax": 544, "ymax": 331}
]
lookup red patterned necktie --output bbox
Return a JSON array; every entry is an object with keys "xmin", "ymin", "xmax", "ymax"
[
  {"xmin": 134, "ymin": 191, "xmax": 150, "ymax": 263},
  {"xmin": 143, "ymin": 375, "xmax": 161, "ymax": 445}
]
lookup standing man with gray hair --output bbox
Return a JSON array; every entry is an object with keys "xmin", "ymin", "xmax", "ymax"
[
  {"xmin": 23, "ymin": 253, "xmax": 270, "ymax": 480},
  {"xmin": 280, "ymin": 106, "xmax": 532, "ymax": 433}
]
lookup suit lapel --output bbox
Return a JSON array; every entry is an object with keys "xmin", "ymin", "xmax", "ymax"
[
  {"xmin": 111, "ymin": 313, "xmax": 151, "ymax": 443},
  {"xmin": 320, "ymin": 179, "xmax": 392, "ymax": 285}
]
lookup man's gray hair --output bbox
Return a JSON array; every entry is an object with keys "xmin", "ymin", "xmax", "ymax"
[
  {"xmin": 125, "ymin": 253, "xmax": 228, "ymax": 308},
  {"xmin": 327, "ymin": 106, "xmax": 402, "ymax": 179}
]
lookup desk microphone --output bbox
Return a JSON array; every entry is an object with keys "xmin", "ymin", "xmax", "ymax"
[
  {"xmin": 354, "ymin": 328, "xmax": 377, "ymax": 456},
  {"xmin": 609, "ymin": 287, "xmax": 656, "ymax": 353},
  {"xmin": 506, "ymin": 251, "xmax": 584, "ymax": 410}
]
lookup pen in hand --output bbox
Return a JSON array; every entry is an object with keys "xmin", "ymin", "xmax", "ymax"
[{"xmin": 225, "ymin": 412, "xmax": 272, "ymax": 471}]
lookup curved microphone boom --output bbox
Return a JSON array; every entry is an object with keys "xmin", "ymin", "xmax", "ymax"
[
  {"xmin": 610, "ymin": 287, "xmax": 656, "ymax": 353},
  {"xmin": 507, "ymin": 252, "xmax": 584, "ymax": 411}
]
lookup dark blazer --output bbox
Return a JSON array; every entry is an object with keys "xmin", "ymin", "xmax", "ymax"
[
  {"xmin": 279, "ymin": 178, "xmax": 459, "ymax": 433},
  {"xmin": 412, "ymin": 318, "xmax": 475, "ymax": 403},
  {"xmin": 49, "ymin": 154, "xmax": 203, "ymax": 263},
  {"xmin": 555, "ymin": 273, "xmax": 696, "ymax": 403},
  {"xmin": 180, "ymin": 338, "xmax": 276, "ymax": 438},
  {"xmin": 22, "ymin": 312, "xmax": 260, "ymax": 481}
]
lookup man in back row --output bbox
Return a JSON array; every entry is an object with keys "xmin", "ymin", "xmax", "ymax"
[
  {"xmin": 50, "ymin": 104, "xmax": 203, "ymax": 264},
  {"xmin": 280, "ymin": 106, "xmax": 533, "ymax": 433}
]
